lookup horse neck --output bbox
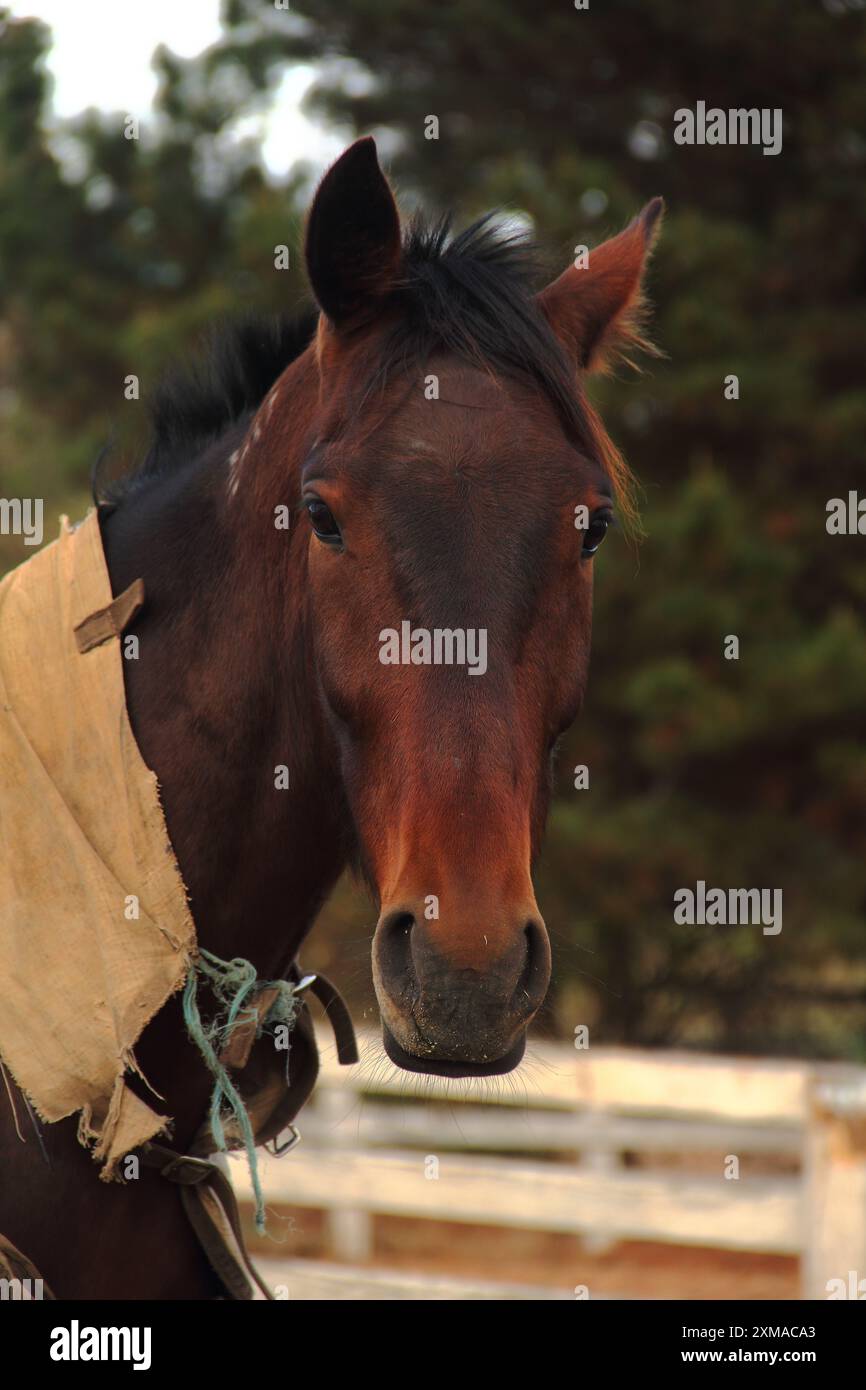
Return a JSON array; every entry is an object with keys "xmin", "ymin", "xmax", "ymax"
[{"xmin": 102, "ymin": 426, "xmax": 350, "ymax": 983}]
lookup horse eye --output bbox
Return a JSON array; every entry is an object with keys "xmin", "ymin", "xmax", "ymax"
[
  {"xmin": 306, "ymin": 499, "xmax": 341, "ymax": 544},
  {"xmin": 582, "ymin": 514, "xmax": 611, "ymax": 556}
]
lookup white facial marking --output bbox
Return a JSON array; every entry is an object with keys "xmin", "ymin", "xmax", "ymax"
[
  {"xmin": 227, "ymin": 448, "xmax": 241, "ymax": 499},
  {"xmin": 227, "ymin": 385, "xmax": 282, "ymax": 502}
]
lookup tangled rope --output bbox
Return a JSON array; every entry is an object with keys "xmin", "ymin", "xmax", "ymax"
[{"xmin": 183, "ymin": 948, "xmax": 301, "ymax": 1234}]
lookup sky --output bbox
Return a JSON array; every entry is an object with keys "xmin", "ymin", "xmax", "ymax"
[{"xmin": 11, "ymin": 0, "xmax": 345, "ymax": 177}]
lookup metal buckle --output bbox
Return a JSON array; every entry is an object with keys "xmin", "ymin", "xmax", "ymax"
[
  {"xmin": 161, "ymin": 1151, "xmax": 219, "ymax": 1184},
  {"xmin": 265, "ymin": 1124, "xmax": 301, "ymax": 1158}
]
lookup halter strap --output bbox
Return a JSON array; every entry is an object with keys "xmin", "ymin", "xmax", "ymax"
[
  {"xmin": 73, "ymin": 576, "xmax": 145, "ymax": 653},
  {"xmin": 146, "ymin": 969, "xmax": 358, "ymax": 1301},
  {"xmin": 139, "ymin": 1144, "xmax": 274, "ymax": 1301}
]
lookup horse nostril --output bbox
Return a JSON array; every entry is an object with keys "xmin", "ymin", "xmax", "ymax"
[
  {"xmin": 375, "ymin": 909, "xmax": 416, "ymax": 997},
  {"xmin": 381, "ymin": 909, "xmax": 415, "ymax": 938},
  {"xmin": 513, "ymin": 918, "xmax": 551, "ymax": 1015}
]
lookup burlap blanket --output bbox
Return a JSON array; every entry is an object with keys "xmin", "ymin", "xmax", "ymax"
[{"xmin": 0, "ymin": 511, "xmax": 196, "ymax": 1176}]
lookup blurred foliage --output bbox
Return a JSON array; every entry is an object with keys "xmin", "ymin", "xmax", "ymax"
[
  {"xmin": 0, "ymin": 4, "xmax": 312, "ymax": 560},
  {"xmin": 1, "ymin": 1, "xmax": 865, "ymax": 1056}
]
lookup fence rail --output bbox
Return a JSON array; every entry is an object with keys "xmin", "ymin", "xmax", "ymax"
[{"xmin": 229, "ymin": 1031, "xmax": 866, "ymax": 1299}]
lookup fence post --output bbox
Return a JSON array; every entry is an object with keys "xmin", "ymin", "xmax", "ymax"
[
  {"xmin": 802, "ymin": 1069, "xmax": 866, "ymax": 1299},
  {"xmin": 577, "ymin": 1104, "xmax": 619, "ymax": 1255},
  {"xmin": 315, "ymin": 1083, "xmax": 374, "ymax": 1264}
]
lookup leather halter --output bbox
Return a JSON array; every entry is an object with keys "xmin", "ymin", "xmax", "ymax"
[
  {"xmin": 142, "ymin": 970, "xmax": 358, "ymax": 1301},
  {"xmin": 139, "ymin": 1145, "xmax": 274, "ymax": 1301}
]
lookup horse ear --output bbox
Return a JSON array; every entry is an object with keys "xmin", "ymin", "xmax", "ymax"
[
  {"xmin": 305, "ymin": 137, "xmax": 402, "ymax": 331},
  {"xmin": 537, "ymin": 199, "xmax": 664, "ymax": 374}
]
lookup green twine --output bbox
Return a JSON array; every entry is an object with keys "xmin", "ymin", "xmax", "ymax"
[{"xmin": 182, "ymin": 947, "xmax": 301, "ymax": 1235}]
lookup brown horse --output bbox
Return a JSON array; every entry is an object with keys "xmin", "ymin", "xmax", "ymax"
[{"xmin": 0, "ymin": 138, "xmax": 661, "ymax": 1298}]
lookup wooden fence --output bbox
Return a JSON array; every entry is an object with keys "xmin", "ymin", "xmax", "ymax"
[{"xmin": 229, "ymin": 1031, "xmax": 866, "ymax": 1299}]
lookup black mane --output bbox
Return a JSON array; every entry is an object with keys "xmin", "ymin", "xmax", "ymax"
[
  {"xmin": 383, "ymin": 213, "xmax": 581, "ymax": 435},
  {"xmin": 95, "ymin": 310, "xmax": 317, "ymax": 503},
  {"xmin": 100, "ymin": 214, "xmax": 620, "ymax": 508}
]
